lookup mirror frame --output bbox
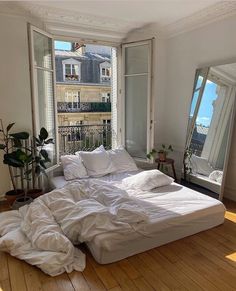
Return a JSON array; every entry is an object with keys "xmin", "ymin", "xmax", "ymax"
[{"xmin": 186, "ymin": 62, "xmax": 236, "ymax": 201}]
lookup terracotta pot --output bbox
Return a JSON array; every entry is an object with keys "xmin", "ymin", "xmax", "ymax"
[
  {"xmin": 158, "ymin": 152, "xmax": 166, "ymax": 162},
  {"xmin": 12, "ymin": 196, "xmax": 33, "ymax": 210},
  {"xmin": 5, "ymin": 189, "xmax": 24, "ymax": 206},
  {"xmin": 27, "ymin": 189, "xmax": 43, "ymax": 199}
]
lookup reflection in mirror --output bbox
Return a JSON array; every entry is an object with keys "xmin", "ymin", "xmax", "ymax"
[{"xmin": 184, "ymin": 63, "xmax": 236, "ymax": 198}]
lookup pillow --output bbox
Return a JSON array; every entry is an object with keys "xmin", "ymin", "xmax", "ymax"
[
  {"xmin": 61, "ymin": 155, "xmax": 88, "ymax": 181},
  {"xmin": 122, "ymin": 170, "xmax": 174, "ymax": 191},
  {"xmin": 78, "ymin": 146, "xmax": 116, "ymax": 177},
  {"xmin": 191, "ymin": 155, "xmax": 213, "ymax": 176},
  {"xmin": 209, "ymin": 170, "xmax": 223, "ymax": 184},
  {"xmin": 108, "ymin": 146, "xmax": 138, "ymax": 173}
]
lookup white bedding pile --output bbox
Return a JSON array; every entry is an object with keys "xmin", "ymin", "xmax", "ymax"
[{"xmin": 0, "ymin": 179, "xmax": 148, "ymax": 276}]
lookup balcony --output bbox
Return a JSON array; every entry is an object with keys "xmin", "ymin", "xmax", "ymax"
[
  {"xmin": 58, "ymin": 124, "xmax": 112, "ymax": 155},
  {"xmin": 57, "ymin": 102, "xmax": 111, "ymax": 113}
]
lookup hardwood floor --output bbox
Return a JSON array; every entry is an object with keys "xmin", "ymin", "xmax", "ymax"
[{"xmin": 0, "ymin": 199, "xmax": 236, "ymax": 291}]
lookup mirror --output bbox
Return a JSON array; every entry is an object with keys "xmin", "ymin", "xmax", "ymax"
[{"xmin": 184, "ymin": 63, "xmax": 236, "ymax": 200}]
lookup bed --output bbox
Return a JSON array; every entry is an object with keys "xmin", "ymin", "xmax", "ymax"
[
  {"xmin": 50, "ymin": 170, "xmax": 225, "ymax": 264},
  {"xmin": 0, "ymin": 147, "xmax": 225, "ymax": 275}
]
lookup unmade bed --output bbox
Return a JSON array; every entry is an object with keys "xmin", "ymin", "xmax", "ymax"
[{"xmin": 51, "ymin": 170, "xmax": 225, "ymax": 264}]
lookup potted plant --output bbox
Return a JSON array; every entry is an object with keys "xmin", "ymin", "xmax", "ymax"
[
  {"xmin": 0, "ymin": 120, "xmax": 53, "ymax": 208},
  {"xmin": 0, "ymin": 120, "xmax": 29, "ymax": 205},
  {"xmin": 147, "ymin": 144, "xmax": 173, "ymax": 162}
]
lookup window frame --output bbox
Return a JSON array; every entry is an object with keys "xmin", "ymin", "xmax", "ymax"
[
  {"xmin": 121, "ymin": 40, "xmax": 153, "ymax": 161},
  {"xmin": 28, "ymin": 24, "xmax": 59, "ymax": 170},
  {"xmin": 62, "ymin": 58, "xmax": 81, "ymax": 82}
]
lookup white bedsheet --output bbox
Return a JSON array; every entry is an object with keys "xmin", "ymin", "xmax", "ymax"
[{"xmin": 0, "ymin": 178, "xmax": 149, "ymax": 276}]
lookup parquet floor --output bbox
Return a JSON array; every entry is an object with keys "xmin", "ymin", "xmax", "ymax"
[{"xmin": 0, "ymin": 199, "xmax": 236, "ymax": 291}]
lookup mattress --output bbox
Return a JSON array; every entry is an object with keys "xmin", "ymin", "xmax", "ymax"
[{"xmin": 50, "ymin": 171, "xmax": 225, "ymax": 264}]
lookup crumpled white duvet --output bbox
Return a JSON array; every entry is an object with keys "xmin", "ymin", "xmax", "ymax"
[{"xmin": 0, "ymin": 179, "xmax": 148, "ymax": 276}]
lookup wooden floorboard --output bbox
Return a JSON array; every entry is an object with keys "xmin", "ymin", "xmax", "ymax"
[{"xmin": 0, "ymin": 199, "xmax": 236, "ymax": 291}]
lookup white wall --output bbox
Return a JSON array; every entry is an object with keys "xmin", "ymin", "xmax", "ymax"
[
  {"xmin": 164, "ymin": 15, "xmax": 236, "ymax": 200},
  {"xmin": 0, "ymin": 14, "xmax": 42, "ymax": 197},
  {"xmin": 127, "ymin": 16, "xmax": 236, "ymax": 201}
]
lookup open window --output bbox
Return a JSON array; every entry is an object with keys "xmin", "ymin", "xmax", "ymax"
[
  {"xmin": 29, "ymin": 25, "xmax": 59, "ymax": 169},
  {"xmin": 121, "ymin": 40, "xmax": 153, "ymax": 159}
]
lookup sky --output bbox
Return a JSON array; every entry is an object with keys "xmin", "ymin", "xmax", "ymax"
[
  {"xmin": 55, "ymin": 41, "xmax": 71, "ymax": 50},
  {"xmin": 190, "ymin": 77, "xmax": 218, "ymax": 127}
]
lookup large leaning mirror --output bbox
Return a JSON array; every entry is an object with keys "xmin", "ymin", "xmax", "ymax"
[{"xmin": 184, "ymin": 63, "xmax": 236, "ymax": 200}]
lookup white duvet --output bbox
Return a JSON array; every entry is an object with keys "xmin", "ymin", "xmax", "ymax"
[{"xmin": 0, "ymin": 179, "xmax": 148, "ymax": 276}]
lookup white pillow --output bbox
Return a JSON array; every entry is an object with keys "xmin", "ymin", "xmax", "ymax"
[
  {"xmin": 61, "ymin": 155, "xmax": 88, "ymax": 181},
  {"xmin": 123, "ymin": 170, "xmax": 174, "ymax": 191},
  {"xmin": 108, "ymin": 146, "xmax": 138, "ymax": 173},
  {"xmin": 209, "ymin": 170, "xmax": 223, "ymax": 184},
  {"xmin": 78, "ymin": 146, "xmax": 116, "ymax": 177}
]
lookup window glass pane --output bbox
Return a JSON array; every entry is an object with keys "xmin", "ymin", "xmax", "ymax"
[
  {"xmin": 74, "ymin": 65, "xmax": 79, "ymax": 76},
  {"xmin": 102, "ymin": 68, "xmax": 106, "ymax": 75},
  {"xmin": 125, "ymin": 45, "xmax": 148, "ymax": 75},
  {"xmin": 125, "ymin": 75, "xmax": 147, "ymax": 158},
  {"xmin": 33, "ymin": 31, "xmax": 52, "ymax": 69},
  {"xmin": 36, "ymin": 69, "xmax": 57, "ymax": 166},
  {"xmin": 65, "ymin": 64, "xmax": 71, "ymax": 75}
]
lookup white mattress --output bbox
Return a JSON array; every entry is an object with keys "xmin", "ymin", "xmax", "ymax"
[{"xmin": 50, "ymin": 171, "xmax": 225, "ymax": 264}]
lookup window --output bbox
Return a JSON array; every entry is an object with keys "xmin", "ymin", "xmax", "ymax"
[
  {"xmin": 101, "ymin": 92, "xmax": 110, "ymax": 102},
  {"xmin": 65, "ymin": 91, "xmax": 80, "ymax": 109},
  {"xmin": 29, "ymin": 25, "xmax": 58, "ymax": 169},
  {"xmin": 62, "ymin": 58, "xmax": 81, "ymax": 81},
  {"xmin": 100, "ymin": 61, "xmax": 111, "ymax": 82},
  {"xmin": 122, "ymin": 40, "xmax": 153, "ymax": 159}
]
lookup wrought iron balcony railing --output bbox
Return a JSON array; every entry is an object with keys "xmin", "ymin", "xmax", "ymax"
[
  {"xmin": 58, "ymin": 124, "xmax": 112, "ymax": 155},
  {"xmin": 57, "ymin": 102, "xmax": 111, "ymax": 113}
]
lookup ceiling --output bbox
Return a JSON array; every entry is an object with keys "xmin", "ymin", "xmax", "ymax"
[
  {"xmin": 30, "ymin": 0, "xmax": 220, "ymax": 28},
  {"xmin": 2, "ymin": 1, "xmax": 236, "ymax": 41}
]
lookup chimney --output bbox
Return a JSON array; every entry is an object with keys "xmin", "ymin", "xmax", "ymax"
[{"xmin": 72, "ymin": 42, "xmax": 86, "ymax": 54}]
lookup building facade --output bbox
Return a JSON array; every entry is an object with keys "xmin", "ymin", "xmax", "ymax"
[{"xmin": 55, "ymin": 44, "xmax": 112, "ymax": 154}]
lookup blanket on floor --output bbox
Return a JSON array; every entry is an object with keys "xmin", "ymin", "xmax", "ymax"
[{"xmin": 0, "ymin": 180, "xmax": 148, "ymax": 276}]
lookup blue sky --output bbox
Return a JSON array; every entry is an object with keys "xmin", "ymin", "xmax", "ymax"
[
  {"xmin": 190, "ymin": 77, "xmax": 218, "ymax": 127},
  {"xmin": 55, "ymin": 41, "xmax": 71, "ymax": 50}
]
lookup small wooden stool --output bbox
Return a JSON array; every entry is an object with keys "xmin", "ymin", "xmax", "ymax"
[{"xmin": 155, "ymin": 158, "xmax": 177, "ymax": 181}]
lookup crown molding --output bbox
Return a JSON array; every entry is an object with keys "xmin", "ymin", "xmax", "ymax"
[
  {"xmin": 162, "ymin": 1, "xmax": 236, "ymax": 38},
  {"xmin": 1, "ymin": 1, "xmax": 236, "ymax": 41}
]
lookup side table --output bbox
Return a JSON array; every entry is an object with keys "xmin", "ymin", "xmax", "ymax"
[{"xmin": 155, "ymin": 158, "xmax": 177, "ymax": 181}]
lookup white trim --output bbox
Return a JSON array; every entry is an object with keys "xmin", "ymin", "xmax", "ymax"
[
  {"xmin": 121, "ymin": 40, "xmax": 153, "ymax": 160},
  {"xmin": 62, "ymin": 58, "xmax": 81, "ymax": 82},
  {"xmin": 29, "ymin": 24, "xmax": 59, "ymax": 168}
]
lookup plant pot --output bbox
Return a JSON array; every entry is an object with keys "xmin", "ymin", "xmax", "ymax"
[
  {"xmin": 12, "ymin": 196, "xmax": 33, "ymax": 210},
  {"xmin": 158, "ymin": 152, "xmax": 166, "ymax": 162},
  {"xmin": 5, "ymin": 189, "xmax": 24, "ymax": 206},
  {"xmin": 27, "ymin": 188, "xmax": 43, "ymax": 199}
]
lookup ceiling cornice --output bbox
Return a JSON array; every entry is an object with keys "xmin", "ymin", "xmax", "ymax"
[
  {"xmin": 162, "ymin": 1, "xmax": 236, "ymax": 38},
  {"xmin": 1, "ymin": 2, "xmax": 140, "ymax": 42},
  {"xmin": 1, "ymin": 1, "xmax": 236, "ymax": 41}
]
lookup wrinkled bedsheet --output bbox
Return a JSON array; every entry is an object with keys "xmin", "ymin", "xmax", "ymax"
[{"xmin": 0, "ymin": 179, "xmax": 148, "ymax": 276}]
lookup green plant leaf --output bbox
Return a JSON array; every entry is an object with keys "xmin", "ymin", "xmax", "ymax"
[
  {"xmin": 0, "ymin": 144, "xmax": 6, "ymax": 150},
  {"xmin": 44, "ymin": 138, "xmax": 54, "ymax": 144},
  {"xmin": 3, "ymin": 154, "xmax": 24, "ymax": 167},
  {"xmin": 40, "ymin": 149, "xmax": 48, "ymax": 160},
  {"xmin": 10, "ymin": 132, "xmax": 29, "ymax": 140},
  {"xmin": 39, "ymin": 128, "xmax": 48, "ymax": 140},
  {"xmin": 147, "ymin": 153, "xmax": 151, "ymax": 159},
  {"xmin": 39, "ymin": 160, "xmax": 47, "ymax": 169},
  {"xmin": 6, "ymin": 123, "xmax": 15, "ymax": 132}
]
